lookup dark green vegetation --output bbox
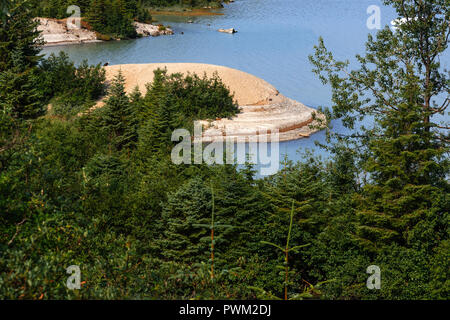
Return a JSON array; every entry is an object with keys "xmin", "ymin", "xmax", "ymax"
[
  {"xmin": 0, "ymin": 0, "xmax": 449, "ymax": 299},
  {"xmin": 145, "ymin": 0, "xmax": 223, "ymax": 8},
  {"xmin": 29, "ymin": 0, "xmax": 223, "ymax": 38},
  {"xmin": 31, "ymin": 0, "xmax": 152, "ymax": 39}
]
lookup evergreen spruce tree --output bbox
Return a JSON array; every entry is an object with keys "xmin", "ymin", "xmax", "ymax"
[
  {"xmin": 0, "ymin": 0, "xmax": 44, "ymax": 119},
  {"xmin": 142, "ymin": 68, "xmax": 169, "ymax": 120},
  {"xmin": 310, "ymin": 0, "xmax": 449, "ymax": 251},
  {"xmin": 0, "ymin": 0, "xmax": 42, "ymax": 72},
  {"xmin": 101, "ymin": 71, "xmax": 137, "ymax": 151},
  {"xmin": 138, "ymin": 69, "xmax": 181, "ymax": 155},
  {"xmin": 128, "ymin": 85, "xmax": 143, "ymax": 145},
  {"xmin": 87, "ymin": 0, "xmax": 107, "ymax": 33},
  {"xmin": 212, "ymin": 164, "xmax": 269, "ymax": 262},
  {"xmin": 114, "ymin": 0, "xmax": 136, "ymax": 38},
  {"xmin": 160, "ymin": 177, "xmax": 212, "ymax": 264},
  {"xmin": 129, "ymin": 85, "xmax": 143, "ymax": 107},
  {"xmin": 138, "ymin": 93, "xmax": 176, "ymax": 155}
]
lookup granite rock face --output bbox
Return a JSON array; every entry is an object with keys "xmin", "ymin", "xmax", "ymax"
[
  {"xmin": 36, "ymin": 18, "xmax": 99, "ymax": 46},
  {"xmin": 36, "ymin": 18, "xmax": 173, "ymax": 46},
  {"xmin": 133, "ymin": 22, "xmax": 174, "ymax": 37}
]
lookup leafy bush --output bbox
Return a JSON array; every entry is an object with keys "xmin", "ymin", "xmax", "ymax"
[{"xmin": 38, "ymin": 52, "xmax": 105, "ymax": 117}]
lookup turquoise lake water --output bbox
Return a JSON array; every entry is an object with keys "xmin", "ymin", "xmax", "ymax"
[{"xmin": 43, "ymin": 0, "xmax": 443, "ymax": 168}]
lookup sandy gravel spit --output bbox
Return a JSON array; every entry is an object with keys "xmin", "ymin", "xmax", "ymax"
[{"xmin": 102, "ymin": 63, "xmax": 325, "ymax": 142}]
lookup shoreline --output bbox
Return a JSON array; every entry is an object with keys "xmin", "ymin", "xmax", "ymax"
[
  {"xmin": 36, "ymin": 18, "xmax": 173, "ymax": 47},
  {"xmin": 151, "ymin": 9, "xmax": 224, "ymax": 16},
  {"xmin": 99, "ymin": 63, "xmax": 325, "ymax": 142},
  {"xmin": 40, "ymin": 39, "xmax": 103, "ymax": 47},
  {"xmin": 149, "ymin": 2, "xmax": 227, "ymax": 16}
]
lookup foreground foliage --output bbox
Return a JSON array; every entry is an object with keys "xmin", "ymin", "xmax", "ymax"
[{"xmin": 0, "ymin": 0, "xmax": 448, "ymax": 299}]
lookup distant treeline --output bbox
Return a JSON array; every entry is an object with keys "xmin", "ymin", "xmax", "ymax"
[
  {"xmin": 29, "ymin": 0, "xmax": 223, "ymax": 38},
  {"xmin": 30, "ymin": 0, "xmax": 152, "ymax": 38},
  {"xmin": 30, "ymin": 0, "xmax": 223, "ymax": 19},
  {"xmin": 144, "ymin": 0, "xmax": 223, "ymax": 7}
]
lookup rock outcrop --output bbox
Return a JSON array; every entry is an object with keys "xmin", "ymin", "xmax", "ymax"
[
  {"xmin": 36, "ymin": 18, "xmax": 173, "ymax": 46},
  {"xmin": 133, "ymin": 22, "xmax": 173, "ymax": 37},
  {"xmin": 218, "ymin": 28, "xmax": 237, "ymax": 34},
  {"xmin": 36, "ymin": 18, "xmax": 99, "ymax": 46}
]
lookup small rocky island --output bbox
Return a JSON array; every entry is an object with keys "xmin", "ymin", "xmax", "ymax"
[{"xmin": 218, "ymin": 28, "xmax": 237, "ymax": 34}]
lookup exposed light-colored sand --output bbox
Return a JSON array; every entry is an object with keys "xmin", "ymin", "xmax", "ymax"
[
  {"xmin": 105, "ymin": 63, "xmax": 279, "ymax": 106},
  {"xmin": 102, "ymin": 63, "xmax": 325, "ymax": 142}
]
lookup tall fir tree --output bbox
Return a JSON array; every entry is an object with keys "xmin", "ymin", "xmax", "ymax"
[
  {"xmin": 87, "ymin": 0, "xmax": 107, "ymax": 32},
  {"xmin": 101, "ymin": 71, "xmax": 137, "ymax": 151},
  {"xmin": 0, "ymin": 0, "xmax": 44, "ymax": 119},
  {"xmin": 310, "ymin": 0, "xmax": 449, "ymax": 250},
  {"xmin": 159, "ymin": 177, "xmax": 212, "ymax": 264},
  {"xmin": 138, "ymin": 69, "xmax": 180, "ymax": 156}
]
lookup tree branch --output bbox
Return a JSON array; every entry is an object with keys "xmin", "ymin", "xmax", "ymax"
[{"xmin": 7, "ymin": 218, "xmax": 28, "ymax": 246}]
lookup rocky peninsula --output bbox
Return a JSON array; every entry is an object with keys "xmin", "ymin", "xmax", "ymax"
[
  {"xmin": 36, "ymin": 18, "xmax": 173, "ymax": 46},
  {"xmin": 99, "ymin": 63, "xmax": 325, "ymax": 142}
]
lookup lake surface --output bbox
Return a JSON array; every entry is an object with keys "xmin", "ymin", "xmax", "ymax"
[{"xmin": 43, "ymin": 0, "xmax": 417, "ymax": 167}]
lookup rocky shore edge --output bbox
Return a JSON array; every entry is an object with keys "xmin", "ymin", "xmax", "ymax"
[{"xmin": 36, "ymin": 18, "xmax": 173, "ymax": 47}]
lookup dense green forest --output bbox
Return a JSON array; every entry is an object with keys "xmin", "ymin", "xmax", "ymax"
[
  {"xmin": 31, "ymin": 0, "xmax": 223, "ymax": 18},
  {"xmin": 29, "ymin": 0, "xmax": 152, "ymax": 38},
  {"xmin": 0, "ymin": 0, "xmax": 448, "ymax": 299},
  {"xmin": 28, "ymin": 0, "xmax": 223, "ymax": 38},
  {"xmin": 143, "ymin": 0, "xmax": 223, "ymax": 8}
]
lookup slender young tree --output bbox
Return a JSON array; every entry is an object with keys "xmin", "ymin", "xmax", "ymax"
[
  {"xmin": 309, "ymin": 0, "xmax": 449, "ymax": 249},
  {"xmin": 101, "ymin": 71, "xmax": 137, "ymax": 151},
  {"xmin": 0, "ymin": 0, "xmax": 44, "ymax": 119}
]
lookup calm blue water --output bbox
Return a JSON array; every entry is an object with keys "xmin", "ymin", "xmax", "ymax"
[{"xmin": 43, "ymin": 0, "xmax": 447, "ymax": 167}]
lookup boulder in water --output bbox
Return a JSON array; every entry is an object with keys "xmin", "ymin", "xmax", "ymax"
[{"xmin": 218, "ymin": 28, "xmax": 237, "ymax": 34}]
